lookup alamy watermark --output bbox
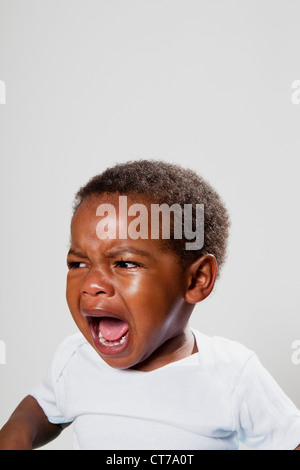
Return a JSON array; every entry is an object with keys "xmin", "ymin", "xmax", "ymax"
[
  {"xmin": 0, "ymin": 340, "xmax": 6, "ymax": 365},
  {"xmin": 0, "ymin": 80, "xmax": 6, "ymax": 104},
  {"xmin": 0, "ymin": 79, "xmax": 6, "ymax": 361},
  {"xmin": 291, "ymin": 80, "xmax": 300, "ymax": 105},
  {"xmin": 95, "ymin": 196, "xmax": 204, "ymax": 250},
  {"xmin": 291, "ymin": 340, "xmax": 300, "ymax": 365}
]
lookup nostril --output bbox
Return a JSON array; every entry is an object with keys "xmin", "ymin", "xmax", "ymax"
[
  {"xmin": 81, "ymin": 276, "xmax": 114, "ymax": 297},
  {"xmin": 82, "ymin": 288, "xmax": 107, "ymax": 296}
]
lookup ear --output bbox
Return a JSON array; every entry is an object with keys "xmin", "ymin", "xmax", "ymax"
[{"xmin": 184, "ymin": 254, "xmax": 218, "ymax": 304}]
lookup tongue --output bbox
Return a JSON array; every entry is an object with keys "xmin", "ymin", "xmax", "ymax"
[{"xmin": 99, "ymin": 317, "xmax": 129, "ymax": 341}]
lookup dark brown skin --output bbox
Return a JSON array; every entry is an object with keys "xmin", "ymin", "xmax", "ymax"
[
  {"xmin": 66, "ymin": 194, "xmax": 217, "ymax": 371},
  {"xmin": 0, "ymin": 396, "xmax": 65, "ymax": 450},
  {"xmin": 0, "ymin": 193, "xmax": 299, "ymax": 449}
]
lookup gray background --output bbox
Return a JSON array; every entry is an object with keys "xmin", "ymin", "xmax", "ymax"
[{"xmin": 0, "ymin": 0, "xmax": 299, "ymax": 450}]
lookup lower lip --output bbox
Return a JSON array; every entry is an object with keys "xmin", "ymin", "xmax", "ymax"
[{"xmin": 89, "ymin": 320, "xmax": 130, "ymax": 356}]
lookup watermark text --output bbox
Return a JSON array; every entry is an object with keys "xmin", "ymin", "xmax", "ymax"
[
  {"xmin": 96, "ymin": 196, "xmax": 204, "ymax": 250},
  {"xmin": 0, "ymin": 340, "xmax": 6, "ymax": 365},
  {"xmin": 291, "ymin": 340, "xmax": 300, "ymax": 365},
  {"xmin": 291, "ymin": 80, "xmax": 300, "ymax": 105},
  {"xmin": 0, "ymin": 80, "xmax": 6, "ymax": 104}
]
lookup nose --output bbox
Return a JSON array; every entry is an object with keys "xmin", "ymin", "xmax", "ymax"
[{"xmin": 81, "ymin": 270, "xmax": 114, "ymax": 297}]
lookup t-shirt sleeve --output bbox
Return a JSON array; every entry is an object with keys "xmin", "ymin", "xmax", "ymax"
[
  {"xmin": 30, "ymin": 336, "xmax": 75, "ymax": 425},
  {"xmin": 233, "ymin": 353, "xmax": 300, "ymax": 450}
]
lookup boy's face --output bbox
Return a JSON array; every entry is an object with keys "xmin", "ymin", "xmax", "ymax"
[{"xmin": 66, "ymin": 193, "xmax": 194, "ymax": 371}]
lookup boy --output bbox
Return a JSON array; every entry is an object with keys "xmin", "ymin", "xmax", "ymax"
[{"xmin": 1, "ymin": 160, "xmax": 300, "ymax": 450}]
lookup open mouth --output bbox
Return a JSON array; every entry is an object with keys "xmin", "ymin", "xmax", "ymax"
[{"xmin": 85, "ymin": 314, "xmax": 130, "ymax": 355}]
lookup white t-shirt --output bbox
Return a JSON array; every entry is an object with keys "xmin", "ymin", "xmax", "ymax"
[{"xmin": 30, "ymin": 329, "xmax": 300, "ymax": 450}]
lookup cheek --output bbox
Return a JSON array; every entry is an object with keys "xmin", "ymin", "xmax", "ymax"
[
  {"xmin": 66, "ymin": 274, "xmax": 81, "ymax": 312},
  {"xmin": 121, "ymin": 275, "xmax": 160, "ymax": 306},
  {"xmin": 132, "ymin": 272, "xmax": 181, "ymax": 305},
  {"xmin": 66, "ymin": 275, "xmax": 93, "ymax": 341},
  {"xmin": 124, "ymin": 278, "xmax": 177, "ymax": 327}
]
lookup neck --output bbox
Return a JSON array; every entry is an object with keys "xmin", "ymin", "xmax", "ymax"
[{"xmin": 131, "ymin": 327, "xmax": 198, "ymax": 372}]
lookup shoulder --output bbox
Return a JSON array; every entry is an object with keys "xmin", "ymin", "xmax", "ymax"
[
  {"xmin": 192, "ymin": 328, "xmax": 254, "ymax": 364},
  {"xmin": 50, "ymin": 332, "xmax": 89, "ymax": 381},
  {"xmin": 192, "ymin": 328, "xmax": 255, "ymax": 387}
]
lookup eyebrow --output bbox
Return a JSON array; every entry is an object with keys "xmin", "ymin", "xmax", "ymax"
[
  {"xmin": 67, "ymin": 248, "xmax": 87, "ymax": 258},
  {"xmin": 107, "ymin": 248, "xmax": 152, "ymax": 259},
  {"xmin": 67, "ymin": 247, "xmax": 152, "ymax": 259}
]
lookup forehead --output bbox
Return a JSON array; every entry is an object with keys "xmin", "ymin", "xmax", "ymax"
[
  {"xmin": 71, "ymin": 193, "xmax": 152, "ymax": 230},
  {"xmin": 70, "ymin": 193, "xmax": 168, "ymax": 254}
]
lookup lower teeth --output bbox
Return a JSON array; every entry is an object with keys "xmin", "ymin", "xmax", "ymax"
[{"xmin": 98, "ymin": 331, "xmax": 127, "ymax": 347}]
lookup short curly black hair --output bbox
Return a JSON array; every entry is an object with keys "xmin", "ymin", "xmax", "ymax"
[{"xmin": 73, "ymin": 159, "xmax": 230, "ymax": 275}]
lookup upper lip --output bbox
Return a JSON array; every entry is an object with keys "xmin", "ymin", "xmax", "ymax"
[{"xmin": 81, "ymin": 307, "xmax": 128, "ymax": 324}]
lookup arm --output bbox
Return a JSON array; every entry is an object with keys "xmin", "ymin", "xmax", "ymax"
[{"xmin": 0, "ymin": 395, "xmax": 66, "ymax": 450}]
